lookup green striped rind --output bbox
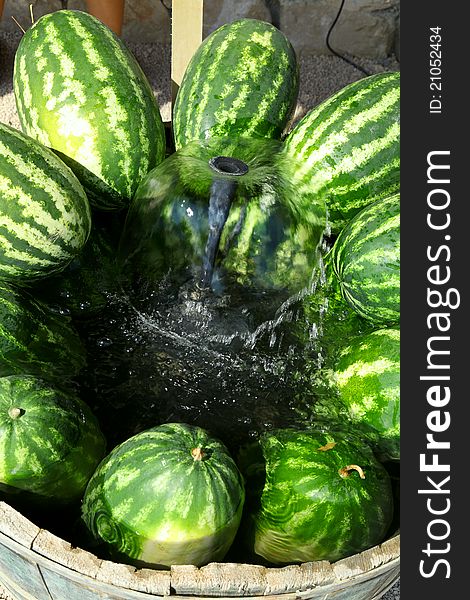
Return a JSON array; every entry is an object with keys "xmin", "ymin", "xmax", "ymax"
[
  {"xmin": 238, "ymin": 428, "xmax": 393, "ymax": 564},
  {"xmin": 13, "ymin": 10, "xmax": 166, "ymax": 210},
  {"xmin": 0, "ymin": 375, "xmax": 106, "ymax": 503},
  {"xmin": 283, "ymin": 72, "xmax": 400, "ymax": 234},
  {"xmin": 173, "ymin": 19, "xmax": 299, "ymax": 150},
  {"xmin": 0, "ymin": 281, "xmax": 86, "ymax": 379},
  {"xmin": 81, "ymin": 422, "xmax": 245, "ymax": 567},
  {"xmin": 331, "ymin": 327, "xmax": 400, "ymax": 461},
  {"xmin": 121, "ymin": 137, "xmax": 325, "ymax": 294},
  {"xmin": 331, "ymin": 193, "xmax": 400, "ymax": 326},
  {"xmin": 0, "ymin": 122, "xmax": 91, "ymax": 281}
]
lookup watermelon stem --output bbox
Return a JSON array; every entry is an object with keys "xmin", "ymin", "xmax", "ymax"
[
  {"xmin": 318, "ymin": 441, "xmax": 336, "ymax": 451},
  {"xmin": 8, "ymin": 407, "xmax": 25, "ymax": 420},
  {"xmin": 191, "ymin": 447, "xmax": 206, "ymax": 461},
  {"xmin": 338, "ymin": 464, "xmax": 366, "ymax": 479}
]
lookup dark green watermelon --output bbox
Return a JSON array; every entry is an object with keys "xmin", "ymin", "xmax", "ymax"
[
  {"xmin": 0, "ymin": 375, "xmax": 106, "ymax": 504},
  {"xmin": 119, "ymin": 136, "xmax": 325, "ymax": 297},
  {"xmin": 0, "ymin": 122, "xmax": 91, "ymax": 281},
  {"xmin": 283, "ymin": 72, "xmax": 400, "ymax": 234},
  {"xmin": 238, "ymin": 427, "xmax": 393, "ymax": 564}
]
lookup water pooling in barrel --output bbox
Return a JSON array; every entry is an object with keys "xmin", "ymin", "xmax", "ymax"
[{"xmin": 79, "ymin": 138, "xmax": 327, "ymax": 452}]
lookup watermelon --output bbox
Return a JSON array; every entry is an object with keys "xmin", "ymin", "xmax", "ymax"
[
  {"xmin": 0, "ymin": 375, "xmax": 106, "ymax": 504},
  {"xmin": 330, "ymin": 193, "xmax": 400, "ymax": 327},
  {"xmin": 13, "ymin": 10, "xmax": 166, "ymax": 211},
  {"xmin": 238, "ymin": 427, "xmax": 393, "ymax": 564},
  {"xmin": 283, "ymin": 72, "xmax": 400, "ymax": 234},
  {"xmin": 119, "ymin": 136, "xmax": 325, "ymax": 297},
  {"xmin": 0, "ymin": 122, "xmax": 91, "ymax": 281},
  {"xmin": 329, "ymin": 327, "xmax": 400, "ymax": 462},
  {"xmin": 0, "ymin": 281, "xmax": 86, "ymax": 379},
  {"xmin": 173, "ymin": 19, "xmax": 299, "ymax": 150},
  {"xmin": 81, "ymin": 422, "xmax": 245, "ymax": 567}
]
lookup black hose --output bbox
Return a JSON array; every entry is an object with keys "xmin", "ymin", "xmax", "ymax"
[
  {"xmin": 326, "ymin": 0, "xmax": 371, "ymax": 76},
  {"xmin": 200, "ymin": 157, "xmax": 249, "ymax": 289}
]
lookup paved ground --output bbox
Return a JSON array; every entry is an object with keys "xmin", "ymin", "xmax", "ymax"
[{"xmin": 0, "ymin": 29, "xmax": 400, "ymax": 600}]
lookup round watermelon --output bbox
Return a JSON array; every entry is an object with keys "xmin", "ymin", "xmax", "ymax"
[
  {"xmin": 238, "ymin": 427, "xmax": 393, "ymax": 564},
  {"xmin": 330, "ymin": 327, "xmax": 400, "ymax": 461},
  {"xmin": 81, "ymin": 422, "xmax": 245, "ymax": 567},
  {"xmin": 330, "ymin": 193, "xmax": 400, "ymax": 327},
  {"xmin": 13, "ymin": 10, "xmax": 166, "ymax": 210},
  {"xmin": 0, "ymin": 375, "xmax": 106, "ymax": 503}
]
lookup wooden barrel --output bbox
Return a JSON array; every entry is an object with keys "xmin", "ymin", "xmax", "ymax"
[{"xmin": 0, "ymin": 501, "xmax": 399, "ymax": 600}]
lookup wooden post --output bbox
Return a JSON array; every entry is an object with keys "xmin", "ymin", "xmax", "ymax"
[{"xmin": 171, "ymin": 0, "xmax": 204, "ymax": 113}]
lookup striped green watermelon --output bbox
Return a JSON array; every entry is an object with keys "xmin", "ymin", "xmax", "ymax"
[
  {"xmin": 120, "ymin": 136, "xmax": 325, "ymax": 296},
  {"xmin": 0, "ymin": 122, "xmax": 91, "ymax": 281},
  {"xmin": 283, "ymin": 71, "xmax": 400, "ymax": 234},
  {"xmin": 330, "ymin": 193, "xmax": 400, "ymax": 326},
  {"xmin": 13, "ymin": 10, "xmax": 166, "ymax": 211},
  {"xmin": 173, "ymin": 19, "xmax": 299, "ymax": 150},
  {"xmin": 81, "ymin": 422, "xmax": 245, "ymax": 567},
  {"xmin": 0, "ymin": 375, "xmax": 106, "ymax": 503},
  {"xmin": 238, "ymin": 427, "xmax": 393, "ymax": 564},
  {"xmin": 0, "ymin": 281, "xmax": 86, "ymax": 379},
  {"xmin": 330, "ymin": 327, "xmax": 400, "ymax": 462}
]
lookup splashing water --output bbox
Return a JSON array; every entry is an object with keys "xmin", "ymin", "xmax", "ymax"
[{"xmin": 75, "ymin": 138, "xmax": 339, "ymax": 453}]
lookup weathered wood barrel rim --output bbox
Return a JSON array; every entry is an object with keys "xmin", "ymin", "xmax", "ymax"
[{"xmin": 0, "ymin": 501, "xmax": 399, "ymax": 600}]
